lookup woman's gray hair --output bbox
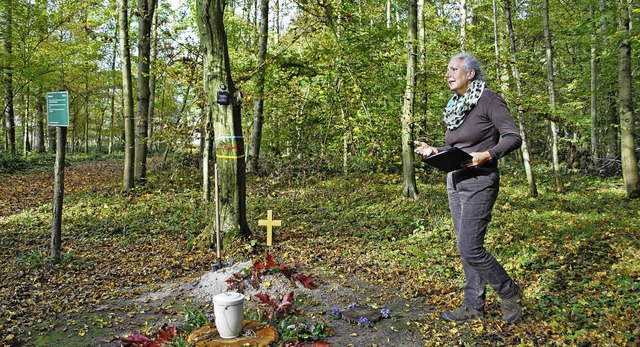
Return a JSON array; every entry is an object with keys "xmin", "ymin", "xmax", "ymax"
[{"xmin": 450, "ymin": 52, "xmax": 484, "ymax": 81}]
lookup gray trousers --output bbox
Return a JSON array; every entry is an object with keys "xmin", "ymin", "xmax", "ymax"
[{"xmin": 447, "ymin": 167, "xmax": 518, "ymax": 309}]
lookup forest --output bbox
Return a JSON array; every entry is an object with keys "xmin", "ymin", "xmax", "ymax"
[{"xmin": 1, "ymin": 0, "xmax": 639, "ymax": 346}]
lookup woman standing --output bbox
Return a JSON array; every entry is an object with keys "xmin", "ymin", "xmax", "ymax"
[{"xmin": 414, "ymin": 52, "xmax": 523, "ymax": 323}]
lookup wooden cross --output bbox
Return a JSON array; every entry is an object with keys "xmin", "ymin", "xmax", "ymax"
[{"xmin": 258, "ymin": 210, "xmax": 282, "ymax": 246}]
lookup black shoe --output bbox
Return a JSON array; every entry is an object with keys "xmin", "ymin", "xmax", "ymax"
[
  {"xmin": 441, "ymin": 306, "xmax": 484, "ymax": 323},
  {"xmin": 502, "ymin": 285, "xmax": 523, "ymax": 323}
]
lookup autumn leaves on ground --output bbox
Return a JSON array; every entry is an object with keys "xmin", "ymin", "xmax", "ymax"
[{"xmin": 1, "ymin": 156, "xmax": 639, "ymax": 346}]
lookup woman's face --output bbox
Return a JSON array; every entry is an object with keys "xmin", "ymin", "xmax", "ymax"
[{"xmin": 446, "ymin": 58, "xmax": 475, "ymax": 95}]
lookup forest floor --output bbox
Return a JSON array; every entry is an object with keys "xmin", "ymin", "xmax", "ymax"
[
  {"xmin": 1, "ymin": 157, "xmax": 638, "ymax": 347},
  {"xmin": 0, "ymin": 159, "xmax": 428, "ymax": 347}
]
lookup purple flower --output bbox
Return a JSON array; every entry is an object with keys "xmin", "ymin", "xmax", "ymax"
[
  {"xmin": 331, "ymin": 308, "xmax": 341, "ymax": 316},
  {"xmin": 206, "ymin": 312, "xmax": 214, "ymax": 321},
  {"xmin": 381, "ymin": 308, "xmax": 391, "ymax": 318},
  {"xmin": 347, "ymin": 303, "xmax": 357, "ymax": 310},
  {"xmin": 358, "ymin": 317, "xmax": 371, "ymax": 326}
]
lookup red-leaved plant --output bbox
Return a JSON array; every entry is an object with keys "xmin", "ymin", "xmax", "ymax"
[
  {"xmin": 226, "ymin": 253, "xmax": 318, "ymax": 292},
  {"xmin": 120, "ymin": 324, "xmax": 176, "ymax": 347},
  {"xmin": 255, "ymin": 291, "xmax": 295, "ymax": 319}
]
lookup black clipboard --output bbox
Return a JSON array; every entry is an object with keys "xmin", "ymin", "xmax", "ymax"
[{"xmin": 422, "ymin": 147, "xmax": 472, "ymax": 172}]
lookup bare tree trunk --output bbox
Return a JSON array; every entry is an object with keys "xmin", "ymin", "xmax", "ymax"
[
  {"xmin": 505, "ymin": 0, "xmax": 537, "ymax": 197},
  {"xmin": 543, "ymin": 0, "xmax": 564, "ymax": 193},
  {"xmin": 118, "ymin": 0, "xmax": 135, "ymax": 190},
  {"xmin": 84, "ymin": 78, "xmax": 90, "ymax": 154},
  {"xmin": 274, "ymin": 0, "xmax": 280, "ymax": 43},
  {"xmin": 247, "ymin": 0, "xmax": 269, "ymax": 174},
  {"xmin": 401, "ymin": 0, "xmax": 419, "ymax": 199},
  {"xmin": 459, "ymin": 0, "xmax": 467, "ymax": 50},
  {"xmin": 135, "ymin": 0, "xmax": 157, "ymax": 183},
  {"xmin": 492, "ymin": 0, "xmax": 502, "ymax": 86},
  {"xmin": 590, "ymin": 2, "xmax": 598, "ymax": 165},
  {"xmin": 617, "ymin": 0, "xmax": 639, "ymax": 198},
  {"xmin": 148, "ymin": 9, "xmax": 158, "ymax": 154},
  {"xmin": 203, "ymin": 104, "xmax": 214, "ymax": 202},
  {"xmin": 22, "ymin": 91, "xmax": 31, "ymax": 155},
  {"xmin": 599, "ymin": 0, "xmax": 618, "ymax": 159},
  {"xmin": 35, "ymin": 90, "xmax": 45, "ymax": 152},
  {"xmin": 48, "ymin": 124, "xmax": 56, "ymax": 152},
  {"xmin": 196, "ymin": 0, "xmax": 250, "ymax": 237},
  {"xmin": 109, "ymin": 36, "xmax": 117, "ymax": 155},
  {"xmin": 3, "ymin": 0, "xmax": 16, "ymax": 156},
  {"xmin": 386, "ymin": 0, "xmax": 391, "ymax": 28}
]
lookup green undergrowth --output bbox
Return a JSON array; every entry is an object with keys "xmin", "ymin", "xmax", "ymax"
[{"xmin": 248, "ymin": 167, "xmax": 639, "ymax": 346}]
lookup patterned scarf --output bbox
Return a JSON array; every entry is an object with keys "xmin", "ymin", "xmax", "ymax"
[{"xmin": 443, "ymin": 79, "xmax": 486, "ymax": 130}]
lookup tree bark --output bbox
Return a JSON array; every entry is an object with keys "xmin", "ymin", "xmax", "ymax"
[
  {"xmin": 35, "ymin": 91, "xmax": 45, "ymax": 152},
  {"xmin": 543, "ymin": 0, "xmax": 563, "ymax": 193},
  {"xmin": 118, "ymin": 0, "xmax": 135, "ymax": 190},
  {"xmin": 459, "ymin": 0, "xmax": 467, "ymax": 50},
  {"xmin": 246, "ymin": 0, "xmax": 269, "ymax": 174},
  {"xmin": 505, "ymin": 0, "xmax": 537, "ymax": 197},
  {"xmin": 148, "ymin": 9, "xmax": 158, "ymax": 154},
  {"xmin": 135, "ymin": 0, "xmax": 157, "ymax": 183},
  {"xmin": 590, "ymin": 2, "xmax": 598, "ymax": 165},
  {"xmin": 617, "ymin": 0, "xmax": 639, "ymax": 198},
  {"xmin": 203, "ymin": 104, "xmax": 214, "ymax": 202},
  {"xmin": 3, "ymin": 0, "xmax": 16, "ymax": 156},
  {"xmin": 109, "ymin": 35, "xmax": 117, "ymax": 155},
  {"xmin": 401, "ymin": 0, "xmax": 419, "ymax": 199},
  {"xmin": 196, "ymin": 0, "xmax": 250, "ymax": 237}
]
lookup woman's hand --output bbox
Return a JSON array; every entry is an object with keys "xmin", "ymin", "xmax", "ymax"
[
  {"xmin": 464, "ymin": 151, "xmax": 492, "ymax": 167},
  {"xmin": 414, "ymin": 141, "xmax": 438, "ymax": 158}
]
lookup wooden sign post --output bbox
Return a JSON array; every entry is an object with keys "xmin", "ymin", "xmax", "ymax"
[
  {"xmin": 258, "ymin": 210, "xmax": 281, "ymax": 247},
  {"xmin": 46, "ymin": 91, "xmax": 69, "ymax": 261}
]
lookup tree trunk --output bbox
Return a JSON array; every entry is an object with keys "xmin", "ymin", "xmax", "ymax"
[
  {"xmin": 148, "ymin": 9, "xmax": 158, "ymax": 154},
  {"xmin": 505, "ymin": 0, "xmax": 537, "ymax": 197},
  {"xmin": 135, "ymin": 0, "xmax": 157, "ymax": 183},
  {"xmin": 590, "ymin": 2, "xmax": 598, "ymax": 165},
  {"xmin": 84, "ymin": 78, "xmax": 90, "ymax": 154},
  {"xmin": 617, "ymin": 0, "xmax": 639, "ymax": 198},
  {"xmin": 118, "ymin": 0, "xmax": 135, "ymax": 190},
  {"xmin": 274, "ymin": 0, "xmax": 280, "ymax": 43},
  {"xmin": 196, "ymin": 0, "xmax": 250, "ymax": 238},
  {"xmin": 3, "ymin": 0, "xmax": 16, "ymax": 156},
  {"xmin": 401, "ymin": 0, "xmax": 419, "ymax": 199},
  {"xmin": 459, "ymin": 0, "xmax": 467, "ymax": 50},
  {"xmin": 386, "ymin": 0, "xmax": 391, "ymax": 28},
  {"xmin": 247, "ymin": 0, "xmax": 269, "ymax": 174},
  {"xmin": 48, "ymin": 124, "xmax": 56, "ymax": 152},
  {"xmin": 492, "ymin": 0, "xmax": 502, "ymax": 88},
  {"xmin": 22, "ymin": 92, "xmax": 31, "ymax": 155},
  {"xmin": 203, "ymin": 104, "xmax": 214, "ymax": 202},
  {"xmin": 109, "ymin": 36, "xmax": 117, "ymax": 155},
  {"xmin": 543, "ymin": 0, "xmax": 564, "ymax": 193},
  {"xmin": 35, "ymin": 91, "xmax": 45, "ymax": 152}
]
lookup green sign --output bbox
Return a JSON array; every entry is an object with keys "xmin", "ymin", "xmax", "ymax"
[{"xmin": 46, "ymin": 91, "xmax": 69, "ymax": 127}]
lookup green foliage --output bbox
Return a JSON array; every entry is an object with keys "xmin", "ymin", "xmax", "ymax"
[
  {"xmin": 183, "ymin": 309, "xmax": 211, "ymax": 332},
  {"xmin": 0, "ymin": 152, "xmax": 55, "ymax": 175},
  {"xmin": 276, "ymin": 315, "xmax": 330, "ymax": 343}
]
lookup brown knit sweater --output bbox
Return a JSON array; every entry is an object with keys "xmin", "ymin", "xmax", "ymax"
[{"xmin": 438, "ymin": 88, "xmax": 522, "ymax": 165}]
